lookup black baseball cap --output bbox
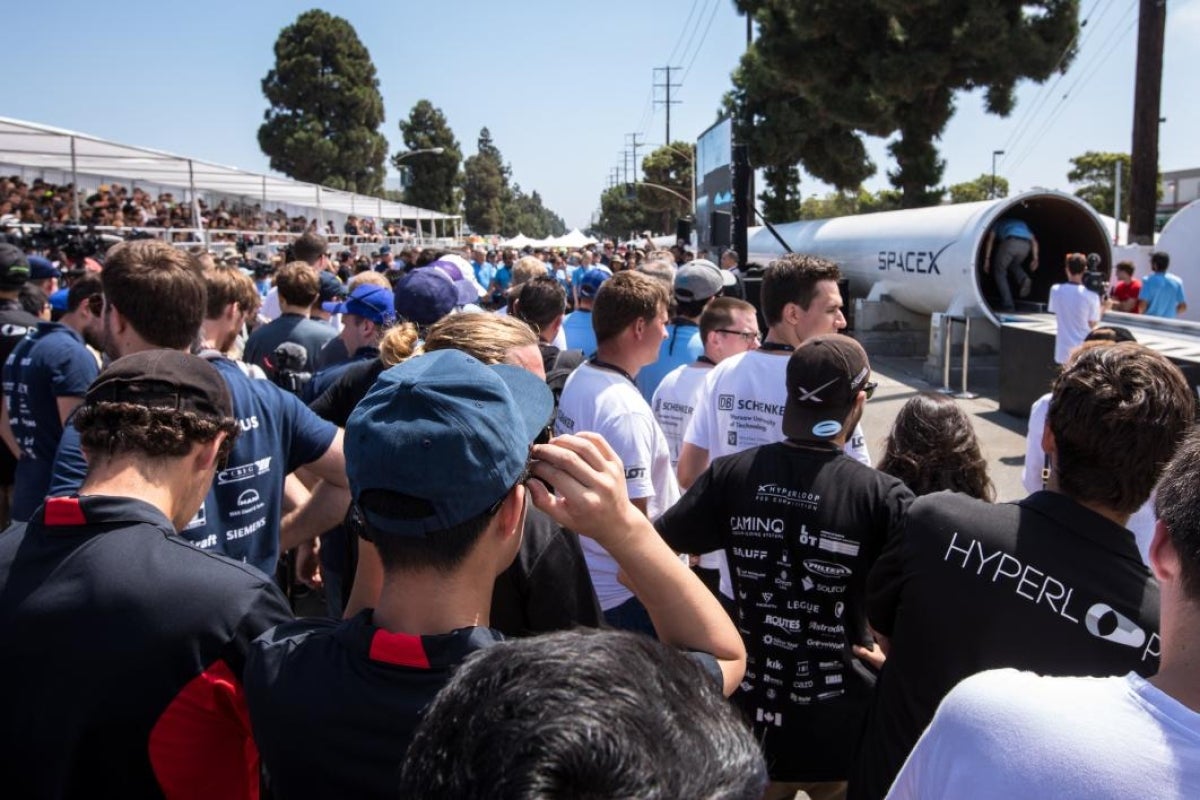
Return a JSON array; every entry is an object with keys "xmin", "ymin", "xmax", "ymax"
[
  {"xmin": 0, "ymin": 243, "xmax": 30, "ymax": 289},
  {"xmin": 85, "ymin": 350, "xmax": 233, "ymax": 420},
  {"xmin": 782, "ymin": 335, "xmax": 871, "ymax": 442}
]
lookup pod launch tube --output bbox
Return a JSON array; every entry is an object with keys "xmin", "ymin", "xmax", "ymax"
[{"xmin": 746, "ymin": 191, "xmax": 1112, "ymax": 324}]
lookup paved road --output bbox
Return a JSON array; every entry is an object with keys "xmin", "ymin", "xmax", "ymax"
[{"xmin": 860, "ymin": 354, "xmax": 1033, "ymax": 503}]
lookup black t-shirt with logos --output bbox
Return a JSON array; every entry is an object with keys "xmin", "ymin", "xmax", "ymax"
[
  {"xmin": 849, "ymin": 490, "xmax": 1161, "ymax": 800},
  {"xmin": 656, "ymin": 441, "xmax": 912, "ymax": 782}
]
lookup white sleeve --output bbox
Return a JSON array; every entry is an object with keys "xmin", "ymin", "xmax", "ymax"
[
  {"xmin": 682, "ymin": 370, "xmax": 716, "ymax": 450},
  {"xmin": 1021, "ymin": 394, "xmax": 1050, "ymax": 496},
  {"xmin": 1047, "ymin": 284, "xmax": 1058, "ymax": 314},
  {"xmin": 1088, "ymin": 291, "xmax": 1101, "ymax": 323},
  {"xmin": 845, "ymin": 421, "xmax": 872, "ymax": 466}
]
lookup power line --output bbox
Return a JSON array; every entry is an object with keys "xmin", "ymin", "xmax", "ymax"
[
  {"xmin": 680, "ymin": 0, "xmax": 723, "ymax": 85},
  {"xmin": 665, "ymin": 0, "xmax": 704, "ymax": 67},
  {"xmin": 654, "ymin": 67, "xmax": 683, "ymax": 142},
  {"xmin": 1006, "ymin": 5, "xmax": 1138, "ymax": 174},
  {"xmin": 674, "ymin": 0, "xmax": 717, "ymax": 82},
  {"xmin": 999, "ymin": 0, "xmax": 1122, "ymax": 161}
]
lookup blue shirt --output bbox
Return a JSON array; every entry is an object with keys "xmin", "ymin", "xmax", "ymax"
[
  {"xmin": 636, "ymin": 322, "xmax": 704, "ymax": 402},
  {"xmin": 1139, "ymin": 271, "xmax": 1187, "ymax": 319},
  {"xmin": 493, "ymin": 265, "xmax": 513, "ymax": 293},
  {"xmin": 472, "ymin": 260, "xmax": 496, "ymax": 290},
  {"xmin": 3, "ymin": 322, "xmax": 98, "ymax": 521},
  {"xmin": 561, "ymin": 309, "xmax": 597, "ymax": 357},
  {"xmin": 995, "ymin": 218, "xmax": 1034, "ymax": 241},
  {"xmin": 48, "ymin": 354, "xmax": 337, "ymax": 576}
]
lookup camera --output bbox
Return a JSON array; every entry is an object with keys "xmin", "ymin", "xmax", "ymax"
[{"xmin": 1081, "ymin": 252, "xmax": 1109, "ymax": 298}]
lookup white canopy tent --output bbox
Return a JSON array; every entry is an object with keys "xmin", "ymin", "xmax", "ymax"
[
  {"xmin": 501, "ymin": 233, "xmax": 532, "ymax": 248},
  {"xmin": 0, "ymin": 116, "xmax": 459, "ymax": 238},
  {"xmin": 554, "ymin": 228, "xmax": 598, "ymax": 248}
]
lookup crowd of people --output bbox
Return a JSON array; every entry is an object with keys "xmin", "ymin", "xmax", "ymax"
[
  {"xmin": 0, "ymin": 228, "xmax": 1196, "ymax": 799},
  {"xmin": 0, "ymin": 175, "xmax": 414, "ymax": 244}
]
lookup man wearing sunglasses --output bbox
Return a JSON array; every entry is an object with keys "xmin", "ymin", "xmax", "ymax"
[
  {"xmin": 303, "ymin": 284, "xmax": 394, "ymax": 402},
  {"xmin": 657, "ymin": 334, "xmax": 910, "ymax": 800}
]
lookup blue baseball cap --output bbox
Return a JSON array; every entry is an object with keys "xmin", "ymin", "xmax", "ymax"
[
  {"xmin": 27, "ymin": 255, "xmax": 60, "ymax": 281},
  {"xmin": 48, "ymin": 287, "xmax": 70, "ymax": 312},
  {"xmin": 578, "ymin": 268, "xmax": 610, "ymax": 299},
  {"xmin": 318, "ymin": 270, "xmax": 347, "ymax": 303},
  {"xmin": 346, "ymin": 349, "xmax": 555, "ymax": 537},
  {"xmin": 393, "ymin": 267, "xmax": 457, "ymax": 326},
  {"xmin": 323, "ymin": 284, "xmax": 395, "ymax": 325}
]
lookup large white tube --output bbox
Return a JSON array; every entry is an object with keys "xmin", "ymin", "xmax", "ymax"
[
  {"xmin": 747, "ymin": 191, "xmax": 1112, "ymax": 324},
  {"xmin": 1154, "ymin": 199, "xmax": 1200, "ymax": 323}
]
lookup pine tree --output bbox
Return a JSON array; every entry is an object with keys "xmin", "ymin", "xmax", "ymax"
[{"xmin": 258, "ymin": 10, "xmax": 388, "ymax": 195}]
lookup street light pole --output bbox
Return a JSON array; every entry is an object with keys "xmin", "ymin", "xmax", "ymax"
[
  {"xmin": 648, "ymin": 142, "xmax": 696, "ymax": 212},
  {"xmin": 991, "ymin": 150, "xmax": 1005, "ymax": 199}
]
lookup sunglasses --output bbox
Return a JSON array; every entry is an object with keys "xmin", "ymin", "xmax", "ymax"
[{"xmin": 862, "ymin": 381, "xmax": 878, "ymax": 400}]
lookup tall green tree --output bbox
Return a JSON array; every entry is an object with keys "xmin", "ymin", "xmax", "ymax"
[
  {"xmin": 258, "ymin": 9, "xmax": 388, "ymax": 195},
  {"xmin": 797, "ymin": 188, "xmax": 903, "ymax": 220},
  {"xmin": 733, "ymin": 0, "xmax": 1079, "ymax": 207},
  {"xmin": 640, "ymin": 142, "xmax": 695, "ymax": 233},
  {"xmin": 760, "ymin": 165, "xmax": 803, "ymax": 222},
  {"xmin": 502, "ymin": 185, "xmax": 567, "ymax": 239},
  {"xmin": 395, "ymin": 100, "xmax": 462, "ymax": 214},
  {"xmin": 463, "ymin": 128, "xmax": 507, "ymax": 234},
  {"xmin": 948, "ymin": 174, "xmax": 1009, "ymax": 203},
  {"xmin": 596, "ymin": 185, "xmax": 656, "ymax": 241},
  {"xmin": 1067, "ymin": 151, "xmax": 1133, "ymax": 220}
]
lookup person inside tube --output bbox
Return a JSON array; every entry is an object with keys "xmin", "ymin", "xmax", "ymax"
[{"xmin": 982, "ymin": 216, "xmax": 1038, "ymax": 312}]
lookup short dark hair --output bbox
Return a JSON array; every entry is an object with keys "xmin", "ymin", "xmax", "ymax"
[
  {"xmin": 879, "ymin": 393, "xmax": 995, "ymax": 501},
  {"xmin": 1154, "ymin": 427, "xmax": 1200, "ymax": 602},
  {"xmin": 18, "ymin": 283, "xmax": 47, "ymax": 318},
  {"xmin": 66, "ymin": 274, "xmax": 102, "ymax": 314},
  {"xmin": 399, "ymin": 629, "xmax": 767, "ymax": 799},
  {"xmin": 1115, "ymin": 261, "xmax": 1135, "ymax": 278},
  {"xmin": 1048, "ymin": 343, "xmax": 1196, "ymax": 514},
  {"xmin": 1065, "ymin": 253, "xmax": 1087, "ymax": 275},
  {"xmin": 291, "ymin": 232, "xmax": 328, "ymax": 265},
  {"xmin": 591, "ymin": 271, "xmax": 669, "ymax": 344},
  {"xmin": 510, "ymin": 275, "xmax": 566, "ymax": 334},
  {"xmin": 1151, "ymin": 251, "xmax": 1170, "ymax": 272},
  {"xmin": 359, "ymin": 493, "xmax": 498, "ymax": 573},
  {"xmin": 102, "ymin": 240, "xmax": 205, "ymax": 350},
  {"xmin": 760, "ymin": 254, "xmax": 841, "ymax": 326},
  {"xmin": 75, "ymin": 402, "xmax": 237, "ymax": 464},
  {"xmin": 275, "ymin": 261, "xmax": 320, "ymax": 308},
  {"xmin": 700, "ymin": 297, "xmax": 757, "ymax": 342}
]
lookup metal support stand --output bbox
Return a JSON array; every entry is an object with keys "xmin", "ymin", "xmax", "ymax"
[{"xmin": 939, "ymin": 315, "xmax": 979, "ymax": 399}]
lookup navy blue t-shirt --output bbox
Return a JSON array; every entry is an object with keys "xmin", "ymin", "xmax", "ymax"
[
  {"xmin": 48, "ymin": 354, "xmax": 336, "ymax": 576},
  {"xmin": 303, "ymin": 346, "xmax": 380, "ymax": 403},
  {"xmin": 3, "ymin": 322, "xmax": 98, "ymax": 521}
]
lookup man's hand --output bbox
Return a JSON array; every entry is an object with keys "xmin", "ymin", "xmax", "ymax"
[
  {"xmin": 527, "ymin": 433, "xmax": 641, "ymax": 550},
  {"xmin": 295, "ymin": 539, "xmax": 323, "ymax": 590}
]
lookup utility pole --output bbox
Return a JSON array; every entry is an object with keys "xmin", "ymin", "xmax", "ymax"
[
  {"xmin": 619, "ymin": 150, "xmax": 630, "ymax": 185},
  {"xmin": 626, "ymin": 133, "xmax": 644, "ymax": 183},
  {"xmin": 653, "ymin": 67, "xmax": 682, "ymax": 143},
  {"xmin": 1129, "ymin": 0, "xmax": 1166, "ymax": 244}
]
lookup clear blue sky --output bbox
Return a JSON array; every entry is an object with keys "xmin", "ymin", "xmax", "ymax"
[{"xmin": 5, "ymin": 0, "xmax": 1198, "ymax": 229}]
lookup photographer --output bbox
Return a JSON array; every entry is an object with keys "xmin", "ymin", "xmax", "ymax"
[{"xmin": 1047, "ymin": 252, "xmax": 1105, "ymax": 365}]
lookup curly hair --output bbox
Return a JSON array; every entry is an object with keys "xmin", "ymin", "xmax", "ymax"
[
  {"xmin": 75, "ymin": 402, "xmax": 238, "ymax": 464},
  {"xmin": 378, "ymin": 322, "xmax": 420, "ymax": 367},
  {"xmin": 878, "ymin": 393, "xmax": 995, "ymax": 501}
]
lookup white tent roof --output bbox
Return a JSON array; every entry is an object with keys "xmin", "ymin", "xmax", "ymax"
[
  {"xmin": 501, "ymin": 233, "xmax": 532, "ymax": 248},
  {"xmin": 555, "ymin": 228, "xmax": 598, "ymax": 248},
  {"xmin": 0, "ymin": 116, "xmax": 457, "ymax": 221}
]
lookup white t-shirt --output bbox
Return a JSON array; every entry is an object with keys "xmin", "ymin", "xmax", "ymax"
[
  {"xmin": 683, "ymin": 348, "xmax": 871, "ymax": 594},
  {"xmin": 652, "ymin": 361, "xmax": 722, "ymax": 570},
  {"xmin": 556, "ymin": 363, "xmax": 681, "ymax": 610},
  {"xmin": 1048, "ymin": 282, "xmax": 1100, "ymax": 364},
  {"xmin": 651, "ymin": 362, "xmax": 713, "ymax": 466},
  {"xmin": 1022, "ymin": 392, "xmax": 1156, "ymax": 563},
  {"xmin": 887, "ymin": 669, "xmax": 1200, "ymax": 800}
]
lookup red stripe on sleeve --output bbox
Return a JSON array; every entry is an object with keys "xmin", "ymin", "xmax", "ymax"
[
  {"xmin": 44, "ymin": 497, "xmax": 87, "ymax": 526},
  {"xmin": 148, "ymin": 659, "xmax": 259, "ymax": 800},
  {"xmin": 369, "ymin": 629, "xmax": 431, "ymax": 668}
]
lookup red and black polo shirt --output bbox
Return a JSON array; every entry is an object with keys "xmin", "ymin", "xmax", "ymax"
[
  {"xmin": 0, "ymin": 495, "xmax": 292, "ymax": 798},
  {"xmin": 244, "ymin": 611, "xmax": 503, "ymax": 800}
]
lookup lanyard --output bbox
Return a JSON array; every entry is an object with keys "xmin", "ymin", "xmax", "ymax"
[
  {"xmin": 697, "ymin": 355, "xmax": 717, "ymax": 366},
  {"xmin": 589, "ymin": 357, "xmax": 636, "ymax": 384},
  {"xmin": 758, "ymin": 341, "xmax": 795, "ymax": 353}
]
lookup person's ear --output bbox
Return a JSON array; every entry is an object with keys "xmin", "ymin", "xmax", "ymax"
[
  {"xmin": 1148, "ymin": 520, "xmax": 1180, "ymax": 585},
  {"xmin": 1040, "ymin": 424, "xmax": 1057, "ymax": 460}
]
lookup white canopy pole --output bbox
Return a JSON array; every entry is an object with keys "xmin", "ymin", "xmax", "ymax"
[
  {"xmin": 188, "ymin": 159, "xmax": 206, "ymax": 246},
  {"xmin": 70, "ymin": 136, "xmax": 81, "ymax": 224},
  {"xmin": 316, "ymin": 186, "xmax": 324, "ymax": 235},
  {"xmin": 261, "ymin": 176, "xmax": 268, "ymax": 238}
]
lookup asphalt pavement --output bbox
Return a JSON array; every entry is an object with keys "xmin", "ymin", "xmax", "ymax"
[{"xmin": 859, "ymin": 353, "xmax": 1032, "ymax": 503}]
